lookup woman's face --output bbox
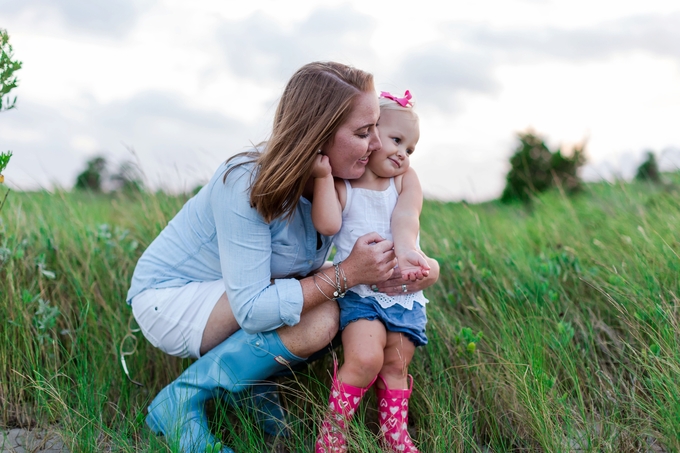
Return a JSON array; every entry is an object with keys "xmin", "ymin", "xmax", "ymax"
[{"xmin": 323, "ymin": 91, "xmax": 381, "ymax": 180}]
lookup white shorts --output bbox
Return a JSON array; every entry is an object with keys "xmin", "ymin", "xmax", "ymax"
[{"xmin": 131, "ymin": 280, "xmax": 225, "ymax": 359}]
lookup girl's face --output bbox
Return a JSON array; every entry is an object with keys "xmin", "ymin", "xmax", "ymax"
[
  {"xmin": 368, "ymin": 108, "xmax": 420, "ymax": 178},
  {"xmin": 323, "ymin": 91, "xmax": 382, "ymax": 180}
]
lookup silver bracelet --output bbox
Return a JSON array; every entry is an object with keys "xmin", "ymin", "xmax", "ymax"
[
  {"xmin": 316, "ymin": 271, "xmax": 340, "ymax": 299},
  {"xmin": 312, "ymin": 274, "xmax": 334, "ymax": 301},
  {"xmin": 317, "ymin": 266, "xmax": 346, "ymax": 299}
]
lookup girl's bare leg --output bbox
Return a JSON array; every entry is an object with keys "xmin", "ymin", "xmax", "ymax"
[
  {"xmin": 378, "ymin": 331, "xmax": 416, "ymax": 389},
  {"xmin": 337, "ymin": 319, "xmax": 387, "ymax": 387}
]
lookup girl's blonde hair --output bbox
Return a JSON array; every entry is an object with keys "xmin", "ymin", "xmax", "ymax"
[{"xmin": 226, "ymin": 61, "xmax": 375, "ymax": 223}]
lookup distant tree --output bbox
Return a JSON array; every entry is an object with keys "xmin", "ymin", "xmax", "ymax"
[
  {"xmin": 501, "ymin": 130, "xmax": 586, "ymax": 203},
  {"xmin": 110, "ymin": 160, "xmax": 143, "ymax": 193},
  {"xmin": 74, "ymin": 156, "xmax": 144, "ymax": 193},
  {"xmin": 550, "ymin": 142, "xmax": 586, "ymax": 193},
  {"xmin": 75, "ymin": 156, "xmax": 107, "ymax": 192},
  {"xmin": 635, "ymin": 151, "xmax": 660, "ymax": 183}
]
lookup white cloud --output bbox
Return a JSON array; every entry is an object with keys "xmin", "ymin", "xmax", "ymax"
[
  {"xmin": 0, "ymin": 0, "xmax": 156, "ymax": 38},
  {"xmin": 216, "ymin": 6, "xmax": 377, "ymax": 83},
  {"xmin": 2, "ymin": 1, "xmax": 680, "ymax": 201},
  {"xmin": 455, "ymin": 12, "xmax": 680, "ymax": 63},
  {"xmin": 395, "ymin": 47, "xmax": 500, "ymax": 113},
  {"xmin": 2, "ymin": 92, "xmax": 255, "ymax": 191}
]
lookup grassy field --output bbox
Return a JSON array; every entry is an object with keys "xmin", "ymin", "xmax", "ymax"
[{"xmin": 1, "ymin": 176, "xmax": 680, "ymax": 452}]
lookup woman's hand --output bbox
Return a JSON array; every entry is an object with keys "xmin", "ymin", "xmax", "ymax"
[
  {"xmin": 375, "ymin": 256, "xmax": 439, "ymax": 296},
  {"xmin": 341, "ymin": 232, "xmax": 397, "ymax": 287}
]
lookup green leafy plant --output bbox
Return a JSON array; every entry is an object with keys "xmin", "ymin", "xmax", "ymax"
[
  {"xmin": 33, "ymin": 298, "xmax": 60, "ymax": 345},
  {"xmin": 1, "ymin": 29, "xmax": 21, "ymax": 209},
  {"xmin": 0, "ymin": 150, "xmax": 11, "ymax": 182},
  {"xmin": 454, "ymin": 327, "xmax": 483, "ymax": 356},
  {"xmin": 0, "ymin": 150, "xmax": 11, "ymax": 210},
  {"xmin": 1, "ymin": 28, "xmax": 22, "ymax": 112}
]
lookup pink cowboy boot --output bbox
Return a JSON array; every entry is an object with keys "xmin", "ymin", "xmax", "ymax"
[
  {"xmin": 315, "ymin": 363, "xmax": 376, "ymax": 453},
  {"xmin": 376, "ymin": 374, "xmax": 420, "ymax": 453}
]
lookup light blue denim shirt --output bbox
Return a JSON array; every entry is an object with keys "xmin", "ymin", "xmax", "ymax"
[{"xmin": 126, "ymin": 154, "xmax": 333, "ymax": 334}]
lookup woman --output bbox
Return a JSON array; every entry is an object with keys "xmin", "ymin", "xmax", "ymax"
[{"xmin": 126, "ymin": 61, "xmax": 440, "ymax": 452}]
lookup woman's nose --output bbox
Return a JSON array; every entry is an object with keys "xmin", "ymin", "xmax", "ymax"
[{"xmin": 370, "ymin": 132, "xmax": 382, "ymax": 152}]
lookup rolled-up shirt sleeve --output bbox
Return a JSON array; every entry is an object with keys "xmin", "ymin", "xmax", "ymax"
[{"xmin": 209, "ymin": 166, "xmax": 305, "ymax": 334}]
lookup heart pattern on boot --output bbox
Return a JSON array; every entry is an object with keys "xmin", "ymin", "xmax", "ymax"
[
  {"xmin": 375, "ymin": 375, "xmax": 420, "ymax": 453},
  {"xmin": 316, "ymin": 374, "xmax": 375, "ymax": 453}
]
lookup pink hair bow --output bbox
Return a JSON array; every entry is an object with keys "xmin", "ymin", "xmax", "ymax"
[{"xmin": 380, "ymin": 90, "xmax": 412, "ymax": 107}]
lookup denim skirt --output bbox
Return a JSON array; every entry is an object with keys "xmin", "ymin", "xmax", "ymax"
[{"xmin": 338, "ymin": 290, "xmax": 428, "ymax": 347}]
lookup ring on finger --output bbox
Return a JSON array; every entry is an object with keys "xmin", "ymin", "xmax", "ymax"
[
  {"xmin": 371, "ymin": 285, "xmax": 379, "ymax": 292},
  {"xmin": 402, "ymin": 284, "xmax": 407, "ymax": 293}
]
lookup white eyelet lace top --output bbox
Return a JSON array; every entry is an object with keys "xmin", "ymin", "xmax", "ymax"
[{"xmin": 332, "ymin": 178, "xmax": 428, "ymax": 310}]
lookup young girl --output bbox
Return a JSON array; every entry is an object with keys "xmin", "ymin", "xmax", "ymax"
[{"xmin": 311, "ymin": 91, "xmax": 429, "ymax": 453}]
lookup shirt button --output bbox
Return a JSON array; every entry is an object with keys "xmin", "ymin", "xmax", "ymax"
[{"xmin": 308, "ymin": 260, "xmax": 313, "ymax": 265}]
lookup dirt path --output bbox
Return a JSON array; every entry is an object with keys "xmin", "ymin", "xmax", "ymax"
[{"xmin": 1, "ymin": 429, "xmax": 69, "ymax": 453}]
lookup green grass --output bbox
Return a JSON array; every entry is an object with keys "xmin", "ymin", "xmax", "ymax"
[{"xmin": 2, "ymin": 176, "xmax": 680, "ymax": 452}]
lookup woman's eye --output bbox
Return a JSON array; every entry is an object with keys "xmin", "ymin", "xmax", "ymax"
[{"xmin": 358, "ymin": 133, "xmax": 369, "ymax": 139}]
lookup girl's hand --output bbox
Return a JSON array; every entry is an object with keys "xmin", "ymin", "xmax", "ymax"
[
  {"xmin": 341, "ymin": 232, "xmax": 397, "ymax": 287},
  {"xmin": 375, "ymin": 256, "xmax": 439, "ymax": 296},
  {"xmin": 397, "ymin": 250, "xmax": 431, "ymax": 281},
  {"xmin": 312, "ymin": 154, "xmax": 332, "ymax": 179}
]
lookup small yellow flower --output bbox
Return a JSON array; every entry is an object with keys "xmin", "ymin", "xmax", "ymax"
[{"xmin": 0, "ymin": 174, "xmax": 4, "ymax": 183}]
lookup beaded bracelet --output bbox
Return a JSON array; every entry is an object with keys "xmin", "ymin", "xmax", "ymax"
[{"xmin": 337, "ymin": 262, "xmax": 348, "ymax": 296}]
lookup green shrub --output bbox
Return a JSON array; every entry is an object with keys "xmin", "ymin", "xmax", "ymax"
[
  {"xmin": 501, "ymin": 130, "xmax": 585, "ymax": 203},
  {"xmin": 635, "ymin": 151, "xmax": 660, "ymax": 183}
]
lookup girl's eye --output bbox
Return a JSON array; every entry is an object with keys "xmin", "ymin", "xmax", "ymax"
[
  {"xmin": 406, "ymin": 149, "xmax": 414, "ymax": 155},
  {"xmin": 392, "ymin": 137, "xmax": 401, "ymax": 144}
]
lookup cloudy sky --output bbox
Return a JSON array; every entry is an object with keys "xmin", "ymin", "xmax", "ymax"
[{"xmin": 1, "ymin": 0, "xmax": 680, "ymax": 201}]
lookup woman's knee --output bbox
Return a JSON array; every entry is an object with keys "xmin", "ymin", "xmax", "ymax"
[
  {"xmin": 316, "ymin": 300, "xmax": 340, "ymax": 330},
  {"xmin": 305, "ymin": 302, "xmax": 339, "ymax": 348},
  {"xmin": 278, "ymin": 302, "xmax": 340, "ymax": 357}
]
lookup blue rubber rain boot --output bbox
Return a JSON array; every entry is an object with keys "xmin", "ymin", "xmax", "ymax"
[
  {"xmin": 251, "ymin": 382, "xmax": 291, "ymax": 437},
  {"xmin": 248, "ymin": 336, "xmax": 341, "ymax": 440},
  {"xmin": 146, "ymin": 329, "xmax": 304, "ymax": 453},
  {"xmin": 250, "ymin": 333, "xmax": 341, "ymax": 441}
]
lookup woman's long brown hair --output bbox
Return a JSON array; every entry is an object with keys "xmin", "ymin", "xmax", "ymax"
[{"xmin": 224, "ymin": 62, "xmax": 374, "ymax": 223}]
